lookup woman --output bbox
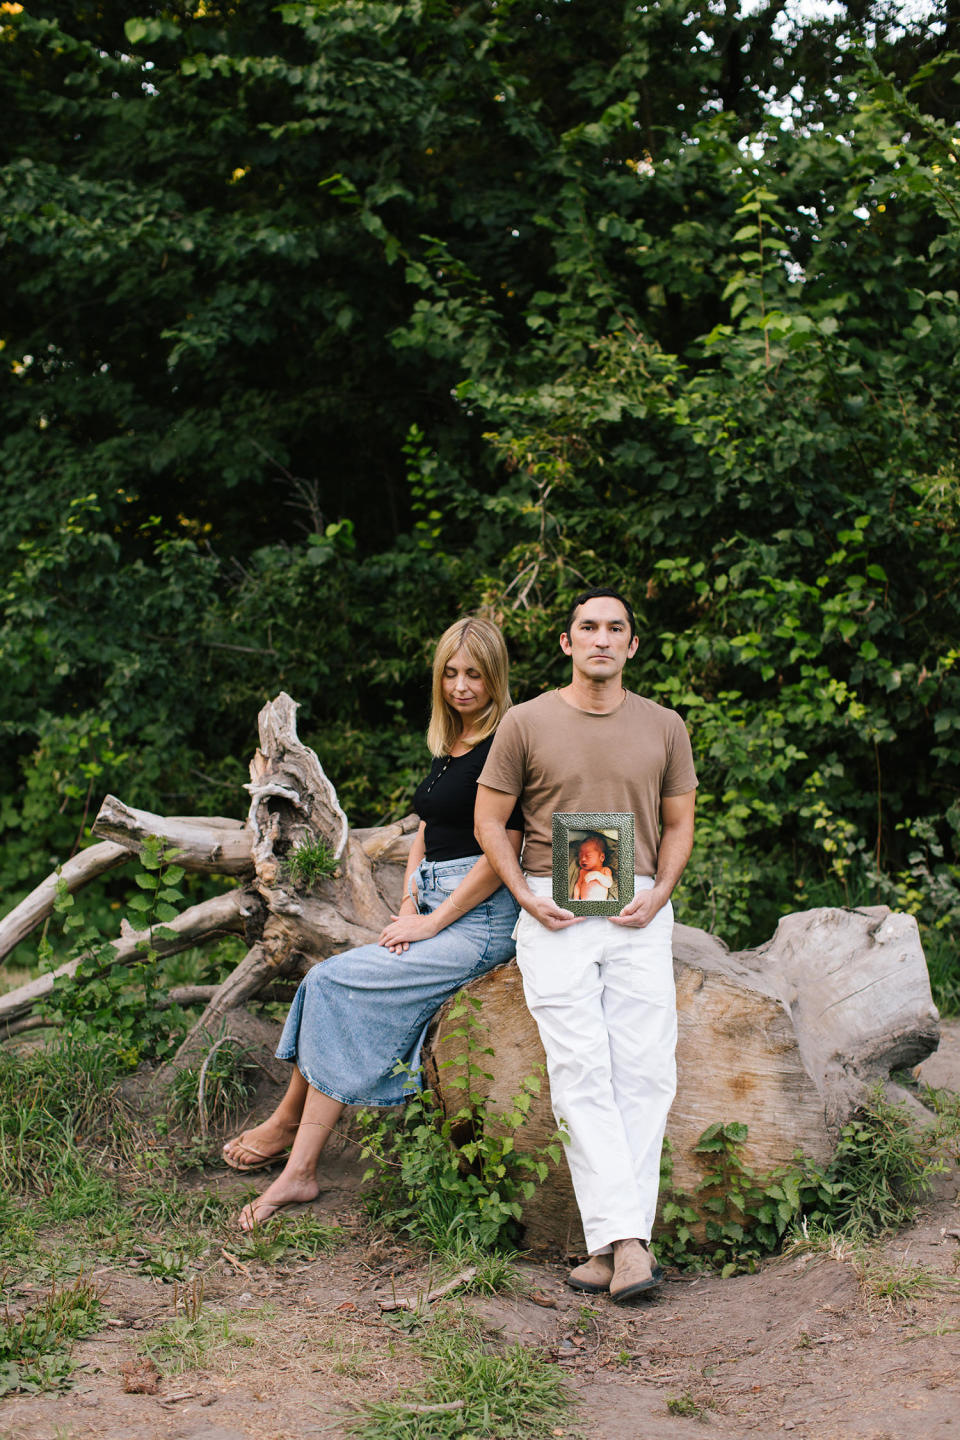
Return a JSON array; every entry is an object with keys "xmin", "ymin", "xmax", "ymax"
[{"xmin": 223, "ymin": 616, "xmax": 523, "ymax": 1228}]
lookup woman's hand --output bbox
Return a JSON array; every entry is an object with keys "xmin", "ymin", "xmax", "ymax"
[{"xmin": 378, "ymin": 911, "xmax": 441, "ymax": 954}]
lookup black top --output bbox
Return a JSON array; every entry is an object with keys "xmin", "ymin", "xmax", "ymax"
[{"xmin": 413, "ymin": 734, "xmax": 524, "ymax": 861}]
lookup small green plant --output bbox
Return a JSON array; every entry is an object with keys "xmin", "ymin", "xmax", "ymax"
[
  {"xmin": 133, "ymin": 1243, "xmax": 193, "ymax": 1281},
  {"xmin": 655, "ymin": 1090, "xmax": 959, "ymax": 1274},
  {"xmin": 283, "ymin": 835, "xmax": 338, "ymax": 887},
  {"xmin": 357, "ymin": 995, "xmax": 562, "ymax": 1253},
  {"xmin": 351, "ymin": 1313, "xmax": 571, "ymax": 1440},
  {"xmin": 798, "ymin": 1090, "xmax": 949, "ymax": 1237},
  {"xmin": 232, "ymin": 1211, "xmax": 344, "ymax": 1263},
  {"xmin": 38, "ymin": 838, "xmax": 191, "ymax": 1069},
  {"xmin": 666, "ymin": 1392, "xmax": 707, "ymax": 1419},
  {"xmin": 0, "ymin": 1277, "xmax": 104, "ymax": 1396}
]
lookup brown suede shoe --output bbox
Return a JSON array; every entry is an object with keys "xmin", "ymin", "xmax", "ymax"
[
  {"xmin": 609, "ymin": 1240, "xmax": 664, "ymax": 1303},
  {"xmin": 567, "ymin": 1253, "xmax": 615, "ymax": 1294}
]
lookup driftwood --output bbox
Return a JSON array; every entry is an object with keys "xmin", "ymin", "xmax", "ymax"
[
  {"xmin": 0, "ymin": 694, "xmax": 416, "ymax": 1057},
  {"xmin": 0, "ymin": 691, "xmax": 941, "ymax": 1254}
]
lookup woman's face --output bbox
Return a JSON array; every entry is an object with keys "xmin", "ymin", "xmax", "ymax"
[{"xmin": 442, "ymin": 646, "xmax": 490, "ymax": 723}]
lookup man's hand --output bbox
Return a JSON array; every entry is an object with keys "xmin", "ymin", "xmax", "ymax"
[
  {"xmin": 610, "ymin": 886, "xmax": 669, "ymax": 929},
  {"xmin": 523, "ymin": 895, "xmax": 583, "ymax": 931}
]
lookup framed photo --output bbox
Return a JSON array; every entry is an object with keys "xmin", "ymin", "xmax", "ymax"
[{"xmin": 552, "ymin": 812, "xmax": 634, "ymax": 916}]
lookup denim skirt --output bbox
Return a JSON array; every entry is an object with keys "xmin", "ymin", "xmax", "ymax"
[{"xmin": 275, "ymin": 856, "xmax": 520, "ymax": 1106}]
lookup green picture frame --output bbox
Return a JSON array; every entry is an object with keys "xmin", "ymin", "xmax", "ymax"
[{"xmin": 552, "ymin": 812, "xmax": 635, "ymax": 916}]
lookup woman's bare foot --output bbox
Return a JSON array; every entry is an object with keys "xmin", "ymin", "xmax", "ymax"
[
  {"xmin": 238, "ymin": 1171, "xmax": 320, "ymax": 1231},
  {"xmin": 222, "ymin": 1117, "xmax": 299, "ymax": 1172}
]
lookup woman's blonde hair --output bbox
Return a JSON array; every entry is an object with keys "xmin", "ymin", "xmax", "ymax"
[{"xmin": 426, "ymin": 616, "xmax": 512, "ymax": 757}]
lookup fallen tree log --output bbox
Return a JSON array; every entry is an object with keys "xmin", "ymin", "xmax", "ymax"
[
  {"xmin": 424, "ymin": 907, "xmax": 940, "ymax": 1252},
  {"xmin": 93, "ymin": 799, "xmax": 255, "ymax": 875}
]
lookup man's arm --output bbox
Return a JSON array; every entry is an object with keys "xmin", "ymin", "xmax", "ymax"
[
  {"xmin": 475, "ymin": 785, "xmax": 582, "ymax": 931},
  {"xmin": 610, "ymin": 790, "xmax": 696, "ymax": 929}
]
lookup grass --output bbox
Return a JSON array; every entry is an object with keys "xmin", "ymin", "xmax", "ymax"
[
  {"xmin": 0, "ymin": 1038, "xmax": 144, "ymax": 1201},
  {"xmin": 283, "ymin": 836, "xmax": 339, "ymax": 887},
  {"xmin": 144, "ymin": 1304, "xmax": 255, "ymax": 1374},
  {"xmin": 666, "ymin": 1392, "xmax": 709, "ymax": 1419},
  {"xmin": 231, "ymin": 1210, "xmax": 346, "ymax": 1263},
  {"xmin": 168, "ymin": 1038, "xmax": 260, "ymax": 1135},
  {"xmin": 854, "ymin": 1254, "xmax": 960, "ymax": 1311},
  {"xmin": 0, "ymin": 1277, "xmax": 104, "ymax": 1396},
  {"xmin": 435, "ymin": 1239, "xmax": 530, "ymax": 1297},
  {"xmin": 350, "ymin": 1311, "xmax": 571, "ymax": 1440}
]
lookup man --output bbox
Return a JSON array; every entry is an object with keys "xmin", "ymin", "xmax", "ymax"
[{"xmin": 475, "ymin": 588, "xmax": 697, "ymax": 1302}]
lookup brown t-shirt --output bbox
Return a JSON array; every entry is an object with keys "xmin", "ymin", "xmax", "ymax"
[{"xmin": 478, "ymin": 689, "xmax": 698, "ymax": 877}]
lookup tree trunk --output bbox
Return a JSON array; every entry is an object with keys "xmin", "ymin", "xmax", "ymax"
[{"xmin": 423, "ymin": 906, "xmax": 939, "ymax": 1253}]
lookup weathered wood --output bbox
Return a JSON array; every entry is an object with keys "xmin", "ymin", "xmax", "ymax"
[
  {"xmin": 0, "ymin": 840, "xmax": 130, "ymax": 965},
  {"xmin": 0, "ymin": 889, "xmax": 256, "ymax": 1029},
  {"xmin": 231, "ymin": 694, "xmax": 415, "ymax": 980},
  {"xmin": 93, "ymin": 796, "xmax": 254, "ymax": 875},
  {"xmin": 424, "ymin": 906, "xmax": 940, "ymax": 1254},
  {"xmin": 245, "ymin": 692, "xmax": 349, "ymax": 886}
]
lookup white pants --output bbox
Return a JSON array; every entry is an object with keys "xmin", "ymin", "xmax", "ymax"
[{"xmin": 515, "ymin": 876, "xmax": 677, "ymax": 1254}]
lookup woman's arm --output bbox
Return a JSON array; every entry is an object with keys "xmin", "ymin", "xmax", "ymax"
[{"xmin": 378, "ymin": 830, "xmax": 522, "ymax": 952}]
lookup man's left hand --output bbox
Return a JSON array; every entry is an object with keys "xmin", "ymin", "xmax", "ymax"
[{"xmin": 610, "ymin": 886, "xmax": 669, "ymax": 928}]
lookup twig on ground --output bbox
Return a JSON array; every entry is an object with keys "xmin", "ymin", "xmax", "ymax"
[{"xmin": 377, "ymin": 1267, "xmax": 478, "ymax": 1312}]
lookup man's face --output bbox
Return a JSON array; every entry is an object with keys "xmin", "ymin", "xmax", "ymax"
[{"xmin": 560, "ymin": 597, "xmax": 638, "ymax": 682}]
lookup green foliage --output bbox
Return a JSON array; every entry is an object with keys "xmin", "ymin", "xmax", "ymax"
[
  {"xmin": 0, "ymin": 1277, "xmax": 104, "ymax": 1396},
  {"xmin": 798, "ymin": 1093, "xmax": 950, "ymax": 1238},
  {"xmin": 358, "ymin": 996, "xmax": 562, "ymax": 1253},
  {"xmin": 1, "ymin": 0, "xmax": 959, "ymax": 1020},
  {"xmin": 656, "ymin": 1093, "xmax": 957, "ymax": 1275},
  {"xmin": 38, "ymin": 837, "xmax": 191, "ymax": 1069}
]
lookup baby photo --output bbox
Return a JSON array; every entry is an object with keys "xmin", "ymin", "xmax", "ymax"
[{"xmin": 567, "ymin": 829, "xmax": 620, "ymax": 904}]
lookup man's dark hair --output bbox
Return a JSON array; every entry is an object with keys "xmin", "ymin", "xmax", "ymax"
[{"xmin": 565, "ymin": 587, "xmax": 637, "ymax": 641}]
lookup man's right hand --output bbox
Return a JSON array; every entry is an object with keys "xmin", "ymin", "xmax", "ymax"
[{"xmin": 522, "ymin": 895, "xmax": 583, "ymax": 930}]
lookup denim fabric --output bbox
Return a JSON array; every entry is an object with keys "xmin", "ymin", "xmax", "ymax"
[{"xmin": 275, "ymin": 857, "xmax": 519, "ymax": 1106}]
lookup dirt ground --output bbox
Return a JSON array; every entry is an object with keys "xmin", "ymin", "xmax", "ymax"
[{"xmin": 3, "ymin": 1026, "xmax": 959, "ymax": 1440}]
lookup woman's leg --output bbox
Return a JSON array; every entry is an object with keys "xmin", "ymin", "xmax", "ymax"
[
  {"xmin": 238, "ymin": 1085, "xmax": 345, "ymax": 1229},
  {"xmin": 223, "ymin": 1064, "xmax": 309, "ymax": 1169}
]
